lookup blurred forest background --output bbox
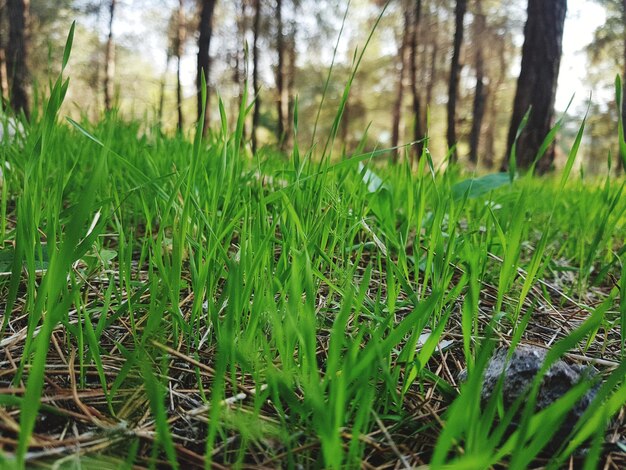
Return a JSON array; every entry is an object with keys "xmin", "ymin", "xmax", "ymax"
[{"xmin": 0, "ymin": 0, "xmax": 624, "ymax": 172}]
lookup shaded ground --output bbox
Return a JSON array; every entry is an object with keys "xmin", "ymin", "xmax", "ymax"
[{"xmin": 1, "ymin": 235, "xmax": 624, "ymax": 468}]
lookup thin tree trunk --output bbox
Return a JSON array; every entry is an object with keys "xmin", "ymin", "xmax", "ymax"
[
  {"xmin": 409, "ymin": 0, "xmax": 423, "ymax": 162},
  {"xmin": 197, "ymin": 0, "xmax": 217, "ymax": 134},
  {"xmin": 252, "ymin": 0, "xmax": 261, "ymax": 154},
  {"xmin": 504, "ymin": 0, "xmax": 566, "ymax": 172},
  {"xmin": 176, "ymin": 54, "xmax": 183, "ymax": 132},
  {"xmin": 0, "ymin": 4, "xmax": 8, "ymax": 102},
  {"xmin": 158, "ymin": 53, "xmax": 171, "ymax": 130},
  {"xmin": 469, "ymin": 0, "xmax": 485, "ymax": 165},
  {"xmin": 237, "ymin": 0, "xmax": 248, "ymax": 141},
  {"xmin": 483, "ymin": 35, "xmax": 506, "ymax": 168},
  {"xmin": 233, "ymin": 44, "xmax": 241, "ymax": 125},
  {"xmin": 468, "ymin": 57, "xmax": 485, "ymax": 165},
  {"xmin": 482, "ymin": 84, "xmax": 495, "ymax": 167},
  {"xmin": 276, "ymin": 0, "xmax": 286, "ymax": 147},
  {"xmin": 418, "ymin": 5, "xmax": 427, "ymax": 86},
  {"xmin": 623, "ymin": 0, "xmax": 626, "ymax": 120},
  {"xmin": 232, "ymin": 3, "xmax": 242, "ymax": 108},
  {"xmin": 622, "ymin": 0, "xmax": 626, "ymax": 169},
  {"xmin": 104, "ymin": 0, "xmax": 116, "ymax": 111},
  {"xmin": 6, "ymin": 0, "xmax": 30, "ymax": 117},
  {"xmin": 285, "ymin": 22, "xmax": 297, "ymax": 148},
  {"xmin": 391, "ymin": 10, "xmax": 410, "ymax": 163},
  {"xmin": 426, "ymin": 23, "xmax": 438, "ymax": 110},
  {"xmin": 446, "ymin": 0, "xmax": 467, "ymax": 162},
  {"xmin": 176, "ymin": 0, "xmax": 184, "ymax": 132},
  {"xmin": 0, "ymin": 48, "xmax": 8, "ymax": 104}
]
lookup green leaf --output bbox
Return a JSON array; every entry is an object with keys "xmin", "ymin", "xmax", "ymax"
[
  {"xmin": 559, "ymin": 108, "xmax": 587, "ymax": 190},
  {"xmin": 62, "ymin": 21, "xmax": 76, "ymax": 70},
  {"xmin": 358, "ymin": 162, "xmax": 394, "ymax": 229},
  {"xmin": 358, "ymin": 162, "xmax": 387, "ymax": 193},
  {"xmin": 509, "ymin": 108, "xmax": 531, "ymax": 181},
  {"xmin": 451, "ymin": 172, "xmax": 510, "ymax": 201},
  {"xmin": 0, "ymin": 245, "xmax": 49, "ymax": 275}
]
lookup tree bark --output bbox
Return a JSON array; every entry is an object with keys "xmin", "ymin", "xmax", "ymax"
[
  {"xmin": 0, "ymin": 47, "xmax": 7, "ymax": 104},
  {"xmin": 176, "ymin": 54, "xmax": 183, "ymax": 131},
  {"xmin": 0, "ymin": 4, "xmax": 8, "ymax": 103},
  {"xmin": 158, "ymin": 52, "xmax": 171, "ymax": 129},
  {"xmin": 482, "ymin": 83, "xmax": 495, "ymax": 167},
  {"xmin": 252, "ymin": 0, "xmax": 261, "ymax": 154},
  {"xmin": 285, "ymin": 21, "xmax": 297, "ymax": 148},
  {"xmin": 483, "ymin": 32, "xmax": 507, "ymax": 168},
  {"xmin": 197, "ymin": 0, "xmax": 217, "ymax": 134},
  {"xmin": 622, "ymin": 0, "xmax": 626, "ymax": 167},
  {"xmin": 237, "ymin": 0, "xmax": 248, "ymax": 141},
  {"xmin": 104, "ymin": 0, "xmax": 116, "ymax": 112},
  {"xmin": 446, "ymin": 0, "xmax": 467, "ymax": 163},
  {"xmin": 504, "ymin": 0, "xmax": 566, "ymax": 172},
  {"xmin": 6, "ymin": 0, "xmax": 30, "ymax": 117},
  {"xmin": 409, "ymin": 0, "xmax": 423, "ymax": 162},
  {"xmin": 391, "ymin": 9, "xmax": 409, "ymax": 163},
  {"xmin": 176, "ymin": 0, "xmax": 185, "ymax": 132},
  {"xmin": 425, "ymin": 19, "xmax": 438, "ymax": 110},
  {"xmin": 275, "ymin": 0, "xmax": 286, "ymax": 147},
  {"xmin": 469, "ymin": 0, "xmax": 486, "ymax": 165}
]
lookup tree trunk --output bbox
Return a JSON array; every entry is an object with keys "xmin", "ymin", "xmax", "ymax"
[
  {"xmin": 446, "ymin": 0, "xmax": 467, "ymax": 163},
  {"xmin": 483, "ymin": 34, "xmax": 507, "ymax": 168},
  {"xmin": 622, "ymin": 0, "xmax": 626, "ymax": 169},
  {"xmin": 391, "ymin": 10, "xmax": 409, "ymax": 163},
  {"xmin": 176, "ymin": 54, "xmax": 183, "ymax": 132},
  {"xmin": 482, "ymin": 83, "xmax": 495, "ymax": 167},
  {"xmin": 252, "ymin": 0, "xmax": 261, "ymax": 154},
  {"xmin": 504, "ymin": 0, "xmax": 566, "ymax": 172},
  {"xmin": 237, "ymin": 0, "xmax": 248, "ymax": 141},
  {"xmin": 285, "ymin": 21, "xmax": 297, "ymax": 148},
  {"xmin": 158, "ymin": 52, "xmax": 171, "ymax": 129},
  {"xmin": 176, "ymin": 0, "xmax": 184, "ymax": 132},
  {"xmin": 469, "ymin": 56, "xmax": 485, "ymax": 165},
  {"xmin": 197, "ymin": 0, "xmax": 217, "ymax": 134},
  {"xmin": 0, "ymin": 47, "xmax": 9, "ymax": 103},
  {"xmin": 104, "ymin": 0, "xmax": 116, "ymax": 112},
  {"xmin": 469, "ymin": 0, "xmax": 486, "ymax": 165},
  {"xmin": 409, "ymin": 0, "xmax": 423, "ymax": 163},
  {"xmin": 0, "ymin": 4, "xmax": 8, "ymax": 103},
  {"xmin": 426, "ymin": 21, "xmax": 438, "ymax": 110},
  {"xmin": 275, "ymin": 0, "xmax": 286, "ymax": 147},
  {"xmin": 0, "ymin": 47, "xmax": 8, "ymax": 104},
  {"xmin": 6, "ymin": 0, "xmax": 30, "ymax": 117}
]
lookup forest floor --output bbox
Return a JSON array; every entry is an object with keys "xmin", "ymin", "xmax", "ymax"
[
  {"xmin": 0, "ymin": 31, "xmax": 625, "ymax": 467},
  {"xmin": 0, "ymin": 104, "xmax": 625, "ymax": 469}
]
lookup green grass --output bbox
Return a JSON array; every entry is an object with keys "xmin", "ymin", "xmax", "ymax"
[{"xmin": 0, "ymin": 26, "xmax": 625, "ymax": 470}]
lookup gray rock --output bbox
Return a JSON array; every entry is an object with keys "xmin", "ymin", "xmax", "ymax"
[{"xmin": 466, "ymin": 345, "xmax": 600, "ymax": 450}]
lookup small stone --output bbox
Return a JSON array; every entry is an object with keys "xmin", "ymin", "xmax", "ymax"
[{"xmin": 466, "ymin": 344, "xmax": 600, "ymax": 450}]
